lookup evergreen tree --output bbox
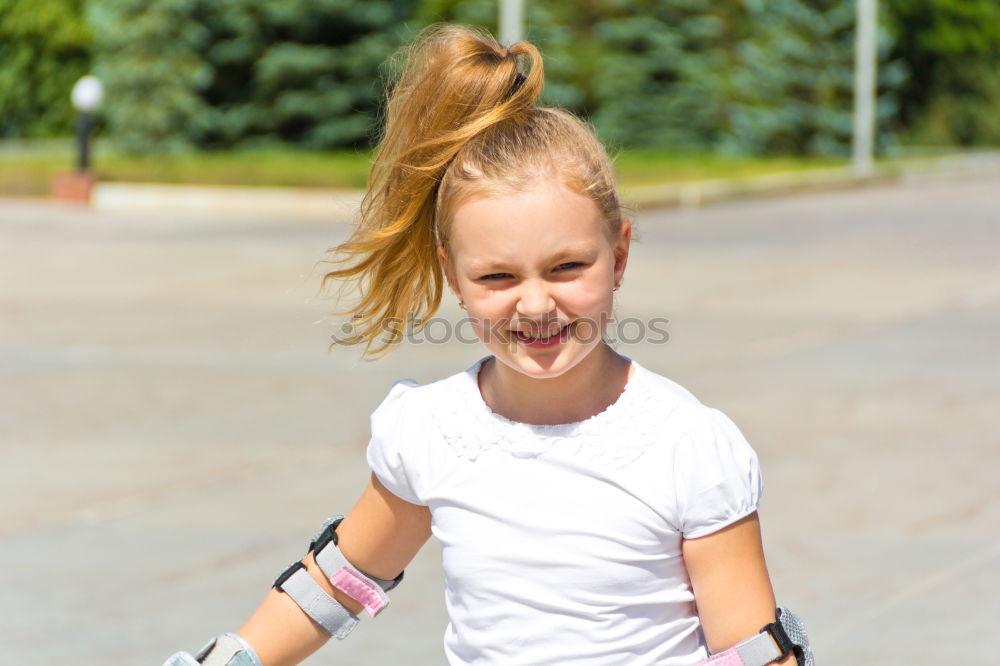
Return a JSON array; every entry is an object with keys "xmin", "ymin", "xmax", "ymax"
[
  {"xmin": 87, "ymin": 0, "xmax": 212, "ymax": 152},
  {"xmin": 588, "ymin": 0, "xmax": 749, "ymax": 151},
  {"xmin": 725, "ymin": 0, "xmax": 855, "ymax": 155},
  {"xmin": 724, "ymin": 0, "xmax": 905, "ymax": 156},
  {"xmin": 412, "ymin": 0, "xmax": 748, "ymax": 151},
  {"xmin": 81, "ymin": 0, "xmax": 924, "ymax": 155},
  {"xmin": 196, "ymin": 0, "xmax": 418, "ymax": 149},
  {"xmin": 0, "ymin": 0, "xmax": 92, "ymax": 137},
  {"xmin": 412, "ymin": 0, "xmax": 907, "ymax": 156},
  {"xmin": 88, "ymin": 0, "xmax": 416, "ymax": 152},
  {"xmin": 411, "ymin": 0, "xmax": 583, "ymax": 111}
]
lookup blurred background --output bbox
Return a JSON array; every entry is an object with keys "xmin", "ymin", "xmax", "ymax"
[
  {"xmin": 2, "ymin": 0, "xmax": 999, "ymax": 193},
  {"xmin": 2, "ymin": 2, "xmax": 999, "ymax": 665}
]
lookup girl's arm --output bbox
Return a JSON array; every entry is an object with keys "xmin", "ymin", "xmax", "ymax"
[
  {"xmin": 236, "ymin": 474, "xmax": 432, "ymax": 666},
  {"xmin": 681, "ymin": 511, "xmax": 797, "ymax": 666}
]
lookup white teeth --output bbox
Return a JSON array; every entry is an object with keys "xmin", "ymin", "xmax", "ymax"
[{"xmin": 517, "ymin": 326, "xmax": 564, "ymax": 340}]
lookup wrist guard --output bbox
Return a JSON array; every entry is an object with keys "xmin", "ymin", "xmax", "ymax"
[{"xmin": 162, "ymin": 632, "xmax": 263, "ymax": 666}]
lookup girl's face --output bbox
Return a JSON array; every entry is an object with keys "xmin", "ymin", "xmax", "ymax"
[{"xmin": 440, "ymin": 178, "xmax": 630, "ymax": 380}]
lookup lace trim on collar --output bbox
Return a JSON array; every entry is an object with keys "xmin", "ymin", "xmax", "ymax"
[{"xmin": 429, "ymin": 357, "xmax": 674, "ymax": 469}]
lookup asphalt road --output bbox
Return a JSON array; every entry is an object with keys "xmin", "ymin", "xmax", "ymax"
[{"xmin": 1, "ymin": 172, "xmax": 998, "ymax": 665}]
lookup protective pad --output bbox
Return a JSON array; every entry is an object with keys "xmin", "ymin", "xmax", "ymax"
[
  {"xmin": 161, "ymin": 633, "xmax": 263, "ymax": 666},
  {"xmin": 274, "ymin": 561, "xmax": 359, "ymax": 639},
  {"xmin": 698, "ymin": 607, "xmax": 814, "ymax": 666},
  {"xmin": 272, "ymin": 515, "xmax": 406, "ymax": 639},
  {"xmin": 196, "ymin": 633, "xmax": 263, "ymax": 666},
  {"xmin": 162, "ymin": 651, "xmax": 200, "ymax": 666},
  {"xmin": 778, "ymin": 608, "xmax": 814, "ymax": 666},
  {"xmin": 310, "ymin": 515, "xmax": 404, "ymax": 617}
]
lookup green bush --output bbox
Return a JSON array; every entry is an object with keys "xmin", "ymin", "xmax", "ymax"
[
  {"xmin": 0, "ymin": 0, "xmax": 92, "ymax": 137},
  {"xmin": 886, "ymin": 0, "xmax": 1000, "ymax": 145},
  {"xmin": 5, "ymin": 0, "xmax": 999, "ymax": 152}
]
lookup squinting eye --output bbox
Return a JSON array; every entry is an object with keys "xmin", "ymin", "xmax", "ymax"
[
  {"xmin": 480, "ymin": 273, "xmax": 512, "ymax": 281},
  {"xmin": 555, "ymin": 262, "xmax": 583, "ymax": 271}
]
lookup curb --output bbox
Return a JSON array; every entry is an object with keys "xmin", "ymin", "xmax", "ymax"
[
  {"xmin": 622, "ymin": 166, "xmax": 895, "ymax": 210},
  {"xmin": 87, "ymin": 152, "xmax": 1000, "ymax": 221},
  {"xmin": 91, "ymin": 182, "xmax": 364, "ymax": 222},
  {"xmin": 622, "ymin": 152, "xmax": 1000, "ymax": 211}
]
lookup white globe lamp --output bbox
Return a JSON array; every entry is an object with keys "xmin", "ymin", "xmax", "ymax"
[
  {"xmin": 70, "ymin": 75, "xmax": 103, "ymax": 171},
  {"xmin": 71, "ymin": 75, "xmax": 104, "ymax": 113}
]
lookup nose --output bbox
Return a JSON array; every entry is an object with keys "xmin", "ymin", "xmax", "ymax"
[{"xmin": 515, "ymin": 279, "xmax": 556, "ymax": 320}]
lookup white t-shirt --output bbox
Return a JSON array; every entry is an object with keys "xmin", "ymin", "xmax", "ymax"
[{"xmin": 366, "ymin": 356, "xmax": 762, "ymax": 666}]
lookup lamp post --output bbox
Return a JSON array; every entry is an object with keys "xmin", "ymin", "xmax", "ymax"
[
  {"xmin": 71, "ymin": 75, "xmax": 104, "ymax": 173},
  {"xmin": 498, "ymin": 0, "xmax": 524, "ymax": 46},
  {"xmin": 53, "ymin": 75, "xmax": 104, "ymax": 202},
  {"xmin": 852, "ymin": 0, "xmax": 878, "ymax": 176}
]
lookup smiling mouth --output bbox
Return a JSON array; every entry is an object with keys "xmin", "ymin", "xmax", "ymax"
[{"xmin": 511, "ymin": 323, "xmax": 571, "ymax": 345}]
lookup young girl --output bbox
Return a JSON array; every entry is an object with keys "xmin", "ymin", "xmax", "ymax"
[{"xmin": 166, "ymin": 24, "xmax": 810, "ymax": 666}]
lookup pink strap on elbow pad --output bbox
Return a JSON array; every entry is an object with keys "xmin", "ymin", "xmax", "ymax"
[
  {"xmin": 697, "ymin": 607, "xmax": 812, "ymax": 666},
  {"xmin": 310, "ymin": 515, "xmax": 404, "ymax": 619},
  {"xmin": 696, "ymin": 611, "xmax": 798, "ymax": 666},
  {"xmin": 331, "ymin": 566, "xmax": 389, "ymax": 617},
  {"xmin": 701, "ymin": 650, "xmax": 747, "ymax": 666}
]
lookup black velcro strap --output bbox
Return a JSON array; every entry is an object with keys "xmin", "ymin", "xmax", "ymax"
[
  {"xmin": 760, "ymin": 618, "xmax": 794, "ymax": 660},
  {"xmin": 273, "ymin": 560, "xmax": 305, "ymax": 591},
  {"xmin": 309, "ymin": 517, "xmax": 344, "ymax": 554}
]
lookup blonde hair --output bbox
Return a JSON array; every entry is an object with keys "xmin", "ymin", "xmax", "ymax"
[{"xmin": 322, "ymin": 24, "xmax": 622, "ymax": 357}]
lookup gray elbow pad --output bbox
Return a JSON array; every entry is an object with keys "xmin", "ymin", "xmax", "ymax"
[{"xmin": 271, "ymin": 515, "xmax": 404, "ymax": 639}]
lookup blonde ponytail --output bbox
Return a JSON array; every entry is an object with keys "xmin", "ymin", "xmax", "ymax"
[{"xmin": 322, "ymin": 24, "xmax": 543, "ymax": 357}]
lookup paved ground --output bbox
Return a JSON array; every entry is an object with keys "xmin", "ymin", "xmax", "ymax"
[{"xmin": 1, "ymin": 172, "xmax": 998, "ymax": 665}]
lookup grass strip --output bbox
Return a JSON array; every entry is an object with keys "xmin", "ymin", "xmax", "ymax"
[{"xmin": 0, "ymin": 140, "xmax": 856, "ymax": 197}]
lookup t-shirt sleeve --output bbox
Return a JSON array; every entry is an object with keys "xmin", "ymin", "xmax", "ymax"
[
  {"xmin": 672, "ymin": 407, "xmax": 763, "ymax": 539},
  {"xmin": 365, "ymin": 379, "xmax": 425, "ymax": 506}
]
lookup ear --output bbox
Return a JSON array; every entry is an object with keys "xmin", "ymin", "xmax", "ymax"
[
  {"xmin": 437, "ymin": 245, "xmax": 460, "ymax": 298},
  {"xmin": 613, "ymin": 219, "xmax": 632, "ymax": 288}
]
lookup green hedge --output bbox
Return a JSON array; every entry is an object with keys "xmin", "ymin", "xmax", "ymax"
[
  {"xmin": 0, "ymin": 0, "xmax": 92, "ymax": 137},
  {"xmin": 886, "ymin": 0, "xmax": 1000, "ymax": 145},
  {"xmin": 3, "ymin": 0, "xmax": 999, "ymax": 152}
]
